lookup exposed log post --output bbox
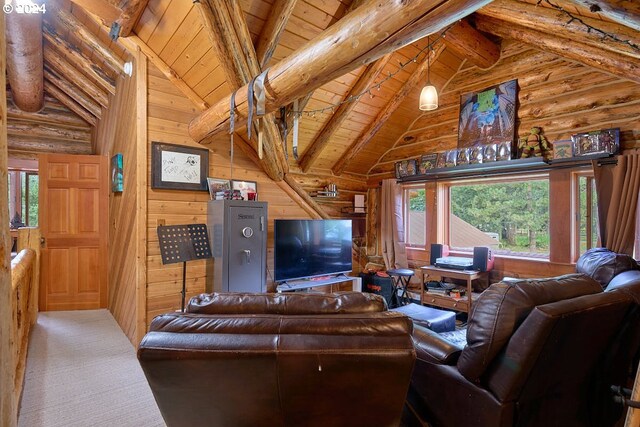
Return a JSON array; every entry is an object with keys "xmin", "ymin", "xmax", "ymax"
[
  {"xmin": 477, "ymin": 0, "xmax": 640, "ymax": 60},
  {"xmin": 255, "ymin": 0, "xmax": 298, "ymax": 68},
  {"xmin": 333, "ymin": 41, "xmax": 445, "ymax": 176},
  {"xmin": 118, "ymin": 35, "xmax": 209, "ymax": 110},
  {"xmin": 8, "ymin": 135, "xmax": 92, "ymax": 155},
  {"xmin": 6, "ymin": 11, "xmax": 43, "ymax": 112},
  {"xmin": 45, "ymin": 69, "xmax": 102, "ymax": 118},
  {"xmin": 189, "ymin": 0, "xmax": 493, "ymax": 143},
  {"xmin": 43, "ymin": 25, "xmax": 116, "ymax": 95},
  {"xmin": 116, "ymin": 0, "xmax": 149, "ymax": 37},
  {"xmin": 299, "ymin": 54, "xmax": 392, "ymax": 173},
  {"xmin": 474, "ymin": 15, "xmax": 640, "ymax": 83},
  {"xmin": 283, "ymin": 174, "xmax": 330, "ymax": 219},
  {"xmin": 52, "ymin": 6, "xmax": 125, "ymax": 75},
  {"xmin": 443, "ymin": 19, "xmax": 500, "ymax": 68},
  {"xmin": 0, "ymin": 12, "xmax": 16, "ymax": 427},
  {"xmin": 43, "ymin": 81, "xmax": 98, "ymax": 126},
  {"xmin": 567, "ymin": 0, "xmax": 640, "ymax": 32},
  {"xmin": 196, "ymin": 0, "xmax": 288, "ymax": 181},
  {"xmin": 44, "ymin": 48, "xmax": 110, "ymax": 108}
]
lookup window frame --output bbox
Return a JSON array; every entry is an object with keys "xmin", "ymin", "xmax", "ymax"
[
  {"xmin": 403, "ymin": 184, "xmax": 428, "ymax": 249},
  {"xmin": 572, "ymin": 170, "xmax": 597, "ymax": 262},
  {"xmin": 438, "ymin": 172, "xmax": 551, "ymax": 259}
]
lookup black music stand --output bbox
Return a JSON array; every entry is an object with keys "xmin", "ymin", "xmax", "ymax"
[{"xmin": 157, "ymin": 224, "xmax": 212, "ymax": 312}]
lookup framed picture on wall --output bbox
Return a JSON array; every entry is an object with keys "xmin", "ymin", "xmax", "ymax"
[
  {"xmin": 151, "ymin": 142, "xmax": 209, "ymax": 191},
  {"xmin": 207, "ymin": 178, "xmax": 231, "ymax": 200},
  {"xmin": 111, "ymin": 153, "xmax": 123, "ymax": 193}
]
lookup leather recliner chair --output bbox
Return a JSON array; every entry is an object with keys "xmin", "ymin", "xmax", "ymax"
[
  {"xmin": 138, "ymin": 292, "xmax": 416, "ymax": 427},
  {"xmin": 405, "ymin": 273, "xmax": 638, "ymax": 427}
]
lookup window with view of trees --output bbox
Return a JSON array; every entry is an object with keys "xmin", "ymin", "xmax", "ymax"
[
  {"xmin": 449, "ymin": 178, "xmax": 550, "ymax": 257},
  {"xmin": 406, "ymin": 187, "xmax": 426, "ymax": 247},
  {"xmin": 577, "ymin": 174, "xmax": 599, "ymax": 256},
  {"xmin": 8, "ymin": 171, "xmax": 38, "ymax": 227}
]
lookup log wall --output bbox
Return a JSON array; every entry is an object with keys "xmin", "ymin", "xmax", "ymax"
[
  {"xmin": 145, "ymin": 63, "xmax": 313, "ymax": 325},
  {"xmin": 94, "ymin": 55, "xmax": 140, "ymax": 345},
  {"xmin": 368, "ymin": 40, "xmax": 640, "ymax": 178}
]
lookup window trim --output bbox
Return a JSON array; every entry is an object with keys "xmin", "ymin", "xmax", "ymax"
[
  {"xmin": 403, "ymin": 184, "xmax": 427, "ymax": 249},
  {"xmin": 572, "ymin": 170, "xmax": 597, "ymax": 262},
  {"xmin": 439, "ymin": 172, "xmax": 551, "ymax": 259}
]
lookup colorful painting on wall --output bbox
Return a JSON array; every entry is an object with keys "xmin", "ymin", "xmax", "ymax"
[
  {"xmin": 457, "ymin": 79, "xmax": 518, "ymax": 153},
  {"xmin": 111, "ymin": 153, "xmax": 123, "ymax": 193}
]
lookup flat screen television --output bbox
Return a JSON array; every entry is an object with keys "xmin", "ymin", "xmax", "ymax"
[{"xmin": 274, "ymin": 219, "xmax": 352, "ymax": 282}]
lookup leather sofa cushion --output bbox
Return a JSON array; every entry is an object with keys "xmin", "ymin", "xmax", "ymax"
[
  {"xmin": 187, "ymin": 291, "xmax": 387, "ymax": 315},
  {"xmin": 606, "ymin": 270, "xmax": 640, "ymax": 301},
  {"xmin": 576, "ymin": 247, "xmax": 638, "ymax": 288},
  {"xmin": 457, "ymin": 273, "xmax": 601, "ymax": 382}
]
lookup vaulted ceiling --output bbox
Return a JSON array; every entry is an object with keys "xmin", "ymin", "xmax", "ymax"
[{"xmin": 5, "ymin": 0, "xmax": 640, "ymax": 179}]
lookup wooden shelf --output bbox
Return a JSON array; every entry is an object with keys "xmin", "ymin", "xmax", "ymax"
[{"xmin": 398, "ymin": 153, "xmax": 615, "ymax": 182}]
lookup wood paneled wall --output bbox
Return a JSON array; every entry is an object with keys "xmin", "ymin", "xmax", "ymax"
[
  {"xmin": 94, "ymin": 54, "xmax": 140, "ymax": 345},
  {"xmin": 145, "ymin": 63, "xmax": 313, "ymax": 325},
  {"xmin": 368, "ymin": 40, "xmax": 640, "ymax": 179}
]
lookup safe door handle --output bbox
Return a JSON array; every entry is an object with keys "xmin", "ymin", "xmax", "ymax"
[{"xmin": 243, "ymin": 249, "xmax": 251, "ymax": 264}]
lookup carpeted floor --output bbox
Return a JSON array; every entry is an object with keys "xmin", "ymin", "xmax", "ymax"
[{"xmin": 18, "ymin": 310, "xmax": 166, "ymax": 427}]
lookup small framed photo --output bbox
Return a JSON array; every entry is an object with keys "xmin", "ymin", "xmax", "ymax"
[
  {"xmin": 207, "ymin": 178, "xmax": 231, "ymax": 200},
  {"xmin": 111, "ymin": 153, "xmax": 123, "ymax": 193},
  {"xmin": 552, "ymin": 139, "xmax": 573, "ymax": 160},
  {"xmin": 232, "ymin": 180, "xmax": 258, "ymax": 200},
  {"xmin": 418, "ymin": 153, "xmax": 438, "ymax": 174},
  {"xmin": 151, "ymin": 142, "xmax": 209, "ymax": 191},
  {"xmin": 483, "ymin": 143, "xmax": 497, "ymax": 162},
  {"xmin": 395, "ymin": 159, "xmax": 417, "ymax": 178}
]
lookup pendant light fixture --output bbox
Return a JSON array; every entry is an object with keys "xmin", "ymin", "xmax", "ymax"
[{"xmin": 419, "ymin": 36, "xmax": 438, "ymax": 111}]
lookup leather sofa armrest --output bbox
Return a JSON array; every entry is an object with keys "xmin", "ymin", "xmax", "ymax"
[{"xmin": 412, "ymin": 324, "xmax": 463, "ymax": 365}]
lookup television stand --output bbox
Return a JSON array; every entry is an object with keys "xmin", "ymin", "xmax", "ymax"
[{"xmin": 276, "ymin": 274, "xmax": 362, "ymax": 293}]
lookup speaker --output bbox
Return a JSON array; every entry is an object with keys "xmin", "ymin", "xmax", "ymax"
[
  {"xmin": 473, "ymin": 246, "xmax": 494, "ymax": 272},
  {"xmin": 430, "ymin": 244, "xmax": 450, "ymax": 266}
]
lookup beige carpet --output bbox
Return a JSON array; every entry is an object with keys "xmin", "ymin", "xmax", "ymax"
[{"xmin": 18, "ymin": 310, "xmax": 166, "ymax": 427}]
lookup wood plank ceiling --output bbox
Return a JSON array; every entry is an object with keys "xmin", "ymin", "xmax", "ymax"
[{"xmin": 5, "ymin": 0, "xmax": 639, "ymax": 178}]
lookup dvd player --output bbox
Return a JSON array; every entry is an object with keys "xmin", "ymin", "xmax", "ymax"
[{"xmin": 435, "ymin": 256, "xmax": 474, "ymax": 271}]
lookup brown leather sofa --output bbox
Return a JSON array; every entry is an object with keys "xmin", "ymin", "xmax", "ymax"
[
  {"xmin": 405, "ymin": 272, "xmax": 640, "ymax": 427},
  {"xmin": 138, "ymin": 292, "xmax": 416, "ymax": 427}
]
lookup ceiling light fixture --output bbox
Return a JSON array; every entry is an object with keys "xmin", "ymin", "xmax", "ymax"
[{"xmin": 419, "ymin": 36, "xmax": 438, "ymax": 111}]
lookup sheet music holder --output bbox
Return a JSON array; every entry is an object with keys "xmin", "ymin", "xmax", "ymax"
[{"xmin": 157, "ymin": 224, "xmax": 212, "ymax": 312}]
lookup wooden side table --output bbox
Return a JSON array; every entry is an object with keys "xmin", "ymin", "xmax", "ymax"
[{"xmin": 420, "ymin": 266, "xmax": 489, "ymax": 313}]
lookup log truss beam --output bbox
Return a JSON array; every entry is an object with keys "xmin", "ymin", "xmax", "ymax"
[
  {"xmin": 567, "ymin": 0, "xmax": 640, "ymax": 32},
  {"xmin": 474, "ymin": 15, "xmax": 640, "ymax": 83},
  {"xmin": 196, "ymin": 0, "xmax": 289, "ymax": 181},
  {"xmin": 443, "ymin": 19, "xmax": 500, "ymax": 68},
  {"xmin": 255, "ymin": 0, "xmax": 298, "ymax": 69},
  {"xmin": 188, "ymin": 0, "xmax": 493, "ymax": 144},
  {"xmin": 70, "ymin": 0, "xmax": 149, "ymax": 38},
  {"xmin": 332, "ymin": 40, "xmax": 446, "ymax": 176},
  {"xmin": 477, "ymin": 0, "xmax": 640, "ymax": 60},
  {"xmin": 298, "ymin": 54, "xmax": 392, "ymax": 173},
  {"xmin": 6, "ymin": 11, "xmax": 44, "ymax": 112}
]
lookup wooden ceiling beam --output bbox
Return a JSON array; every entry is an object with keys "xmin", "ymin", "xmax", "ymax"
[
  {"xmin": 188, "ymin": 0, "xmax": 492, "ymax": 144},
  {"xmin": 6, "ymin": 11, "xmax": 44, "ymax": 112},
  {"xmin": 43, "ymin": 25, "xmax": 116, "ymax": 95},
  {"xmin": 52, "ymin": 6, "xmax": 125, "ymax": 75},
  {"xmin": 443, "ymin": 19, "xmax": 500, "ymax": 68},
  {"xmin": 474, "ymin": 15, "xmax": 640, "ymax": 83},
  {"xmin": 44, "ymin": 75, "xmax": 100, "ymax": 125},
  {"xmin": 7, "ymin": 122, "xmax": 91, "ymax": 143},
  {"xmin": 477, "ymin": 0, "xmax": 639, "ymax": 60},
  {"xmin": 566, "ymin": 0, "xmax": 640, "ymax": 32},
  {"xmin": 332, "ymin": 41, "xmax": 446, "ymax": 176},
  {"xmin": 299, "ymin": 54, "xmax": 392, "ymax": 173},
  {"xmin": 44, "ymin": 48, "xmax": 110, "ymax": 108},
  {"xmin": 196, "ymin": 0, "xmax": 289, "ymax": 181},
  {"xmin": 116, "ymin": 0, "xmax": 149, "ymax": 37},
  {"xmin": 255, "ymin": 0, "xmax": 298, "ymax": 68},
  {"xmin": 69, "ymin": 0, "xmax": 120, "ymax": 23},
  {"xmin": 7, "ymin": 98, "xmax": 90, "ymax": 128}
]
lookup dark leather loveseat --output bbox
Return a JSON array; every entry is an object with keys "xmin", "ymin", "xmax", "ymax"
[
  {"xmin": 138, "ymin": 292, "xmax": 416, "ymax": 427},
  {"xmin": 405, "ymin": 248, "xmax": 640, "ymax": 427}
]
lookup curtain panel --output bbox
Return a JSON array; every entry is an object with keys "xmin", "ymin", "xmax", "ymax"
[
  {"xmin": 593, "ymin": 151, "xmax": 640, "ymax": 255},
  {"xmin": 381, "ymin": 179, "xmax": 408, "ymax": 270}
]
